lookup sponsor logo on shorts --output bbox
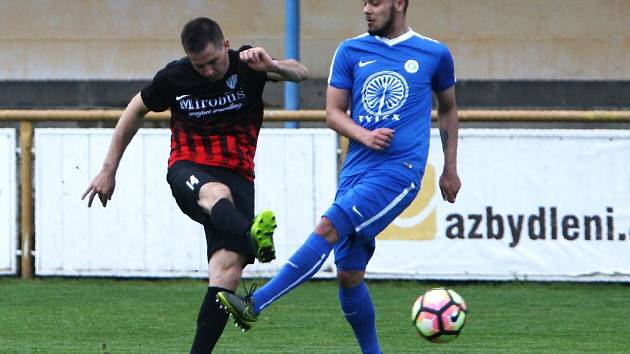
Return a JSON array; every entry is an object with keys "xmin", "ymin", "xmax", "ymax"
[{"xmin": 352, "ymin": 205, "xmax": 365, "ymax": 218}]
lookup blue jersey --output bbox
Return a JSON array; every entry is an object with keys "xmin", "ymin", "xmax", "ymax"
[{"xmin": 328, "ymin": 30, "xmax": 455, "ymax": 180}]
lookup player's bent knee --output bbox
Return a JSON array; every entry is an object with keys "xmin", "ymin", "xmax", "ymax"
[
  {"xmin": 198, "ymin": 182, "xmax": 232, "ymax": 211},
  {"xmin": 315, "ymin": 217, "xmax": 339, "ymax": 244},
  {"xmin": 337, "ymin": 271, "xmax": 365, "ymax": 288}
]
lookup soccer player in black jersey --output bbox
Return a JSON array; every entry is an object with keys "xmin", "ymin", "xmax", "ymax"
[{"xmin": 82, "ymin": 17, "xmax": 308, "ymax": 353}]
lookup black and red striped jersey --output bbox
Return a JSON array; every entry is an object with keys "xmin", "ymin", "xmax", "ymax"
[{"xmin": 141, "ymin": 45, "xmax": 270, "ymax": 181}]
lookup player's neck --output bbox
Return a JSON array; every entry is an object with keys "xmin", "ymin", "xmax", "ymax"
[
  {"xmin": 382, "ymin": 20, "xmax": 409, "ymax": 39},
  {"xmin": 380, "ymin": 27, "xmax": 410, "ymax": 40}
]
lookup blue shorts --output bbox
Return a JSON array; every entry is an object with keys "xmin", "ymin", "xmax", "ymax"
[{"xmin": 323, "ymin": 167, "xmax": 420, "ymax": 271}]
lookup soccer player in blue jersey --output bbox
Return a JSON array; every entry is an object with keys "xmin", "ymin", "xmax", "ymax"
[{"xmin": 218, "ymin": 1, "xmax": 460, "ymax": 353}]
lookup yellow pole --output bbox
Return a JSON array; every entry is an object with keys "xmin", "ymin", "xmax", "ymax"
[
  {"xmin": 2, "ymin": 109, "xmax": 630, "ymax": 122},
  {"xmin": 19, "ymin": 121, "xmax": 34, "ymax": 279}
]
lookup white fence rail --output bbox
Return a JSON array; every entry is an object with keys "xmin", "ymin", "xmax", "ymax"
[
  {"xmin": 0, "ymin": 129, "xmax": 16, "ymax": 274},
  {"xmin": 34, "ymin": 128, "xmax": 337, "ymax": 278}
]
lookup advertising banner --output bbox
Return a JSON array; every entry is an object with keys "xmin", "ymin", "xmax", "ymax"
[{"xmin": 369, "ymin": 129, "xmax": 630, "ymax": 281}]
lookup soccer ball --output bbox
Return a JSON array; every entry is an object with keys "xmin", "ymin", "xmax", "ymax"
[{"xmin": 411, "ymin": 288, "xmax": 468, "ymax": 343}]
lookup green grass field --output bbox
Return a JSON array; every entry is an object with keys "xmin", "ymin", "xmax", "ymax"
[{"xmin": 1, "ymin": 278, "xmax": 629, "ymax": 353}]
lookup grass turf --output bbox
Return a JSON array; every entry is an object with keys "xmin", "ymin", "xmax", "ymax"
[{"xmin": 1, "ymin": 278, "xmax": 629, "ymax": 353}]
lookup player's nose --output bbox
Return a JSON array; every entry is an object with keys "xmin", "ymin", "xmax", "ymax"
[
  {"xmin": 363, "ymin": 3, "xmax": 373, "ymax": 15},
  {"xmin": 203, "ymin": 68, "xmax": 215, "ymax": 78}
]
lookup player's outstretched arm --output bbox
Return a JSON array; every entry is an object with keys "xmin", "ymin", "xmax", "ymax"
[
  {"xmin": 82, "ymin": 93, "xmax": 150, "ymax": 207},
  {"xmin": 435, "ymin": 86, "xmax": 461, "ymax": 203},
  {"xmin": 239, "ymin": 47, "xmax": 308, "ymax": 82},
  {"xmin": 326, "ymin": 85, "xmax": 394, "ymax": 150}
]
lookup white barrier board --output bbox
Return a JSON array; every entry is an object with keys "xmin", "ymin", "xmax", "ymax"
[
  {"xmin": 34, "ymin": 128, "xmax": 630, "ymax": 281},
  {"xmin": 34, "ymin": 128, "xmax": 336, "ymax": 277},
  {"xmin": 0, "ymin": 129, "xmax": 16, "ymax": 274},
  {"xmin": 369, "ymin": 129, "xmax": 630, "ymax": 281}
]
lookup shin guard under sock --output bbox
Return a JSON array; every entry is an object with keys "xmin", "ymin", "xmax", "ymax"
[
  {"xmin": 252, "ymin": 233, "xmax": 332, "ymax": 314},
  {"xmin": 209, "ymin": 198, "xmax": 250, "ymax": 238},
  {"xmin": 190, "ymin": 287, "xmax": 231, "ymax": 354},
  {"xmin": 339, "ymin": 282, "xmax": 381, "ymax": 354}
]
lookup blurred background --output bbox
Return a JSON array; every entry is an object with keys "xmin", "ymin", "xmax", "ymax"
[
  {"xmin": 1, "ymin": 2, "xmax": 630, "ymax": 353},
  {"xmin": 1, "ymin": 0, "xmax": 628, "ymax": 110}
]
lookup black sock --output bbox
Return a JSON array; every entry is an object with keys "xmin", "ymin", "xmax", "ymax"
[
  {"xmin": 209, "ymin": 198, "xmax": 251, "ymax": 238},
  {"xmin": 190, "ymin": 287, "xmax": 232, "ymax": 354}
]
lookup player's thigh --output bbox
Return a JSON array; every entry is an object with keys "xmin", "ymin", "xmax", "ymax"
[
  {"xmin": 201, "ymin": 167, "xmax": 256, "ymax": 265},
  {"xmin": 330, "ymin": 172, "xmax": 419, "ymax": 271},
  {"xmin": 334, "ymin": 172, "xmax": 419, "ymax": 239},
  {"xmin": 166, "ymin": 161, "xmax": 223, "ymax": 225},
  {"xmin": 202, "ymin": 166, "xmax": 255, "ymax": 221}
]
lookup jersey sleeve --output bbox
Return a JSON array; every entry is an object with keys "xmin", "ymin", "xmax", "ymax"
[
  {"xmin": 327, "ymin": 42, "xmax": 353, "ymax": 90},
  {"xmin": 431, "ymin": 45, "xmax": 456, "ymax": 92},
  {"xmin": 141, "ymin": 67, "xmax": 177, "ymax": 112}
]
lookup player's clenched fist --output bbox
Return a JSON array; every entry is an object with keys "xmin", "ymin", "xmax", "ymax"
[
  {"xmin": 239, "ymin": 47, "xmax": 276, "ymax": 72},
  {"xmin": 359, "ymin": 127, "xmax": 395, "ymax": 150},
  {"xmin": 439, "ymin": 169, "xmax": 461, "ymax": 203}
]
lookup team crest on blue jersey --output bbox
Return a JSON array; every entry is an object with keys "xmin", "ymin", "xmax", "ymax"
[
  {"xmin": 404, "ymin": 60, "xmax": 419, "ymax": 73},
  {"xmin": 226, "ymin": 74, "xmax": 238, "ymax": 90},
  {"xmin": 361, "ymin": 71, "xmax": 409, "ymax": 115}
]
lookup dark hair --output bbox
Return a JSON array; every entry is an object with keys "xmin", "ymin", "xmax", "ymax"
[
  {"xmin": 403, "ymin": 0, "xmax": 409, "ymax": 14},
  {"xmin": 180, "ymin": 17, "xmax": 224, "ymax": 53}
]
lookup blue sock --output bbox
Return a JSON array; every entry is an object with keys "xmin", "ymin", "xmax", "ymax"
[
  {"xmin": 252, "ymin": 233, "xmax": 332, "ymax": 314},
  {"xmin": 339, "ymin": 282, "xmax": 381, "ymax": 354}
]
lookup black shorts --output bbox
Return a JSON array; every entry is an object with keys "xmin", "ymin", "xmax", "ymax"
[{"xmin": 166, "ymin": 160, "xmax": 255, "ymax": 264}]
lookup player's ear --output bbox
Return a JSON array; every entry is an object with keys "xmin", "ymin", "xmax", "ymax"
[
  {"xmin": 223, "ymin": 39, "xmax": 230, "ymax": 51},
  {"xmin": 395, "ymin": 0, "xmax": 405, "ymax": 13}
]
